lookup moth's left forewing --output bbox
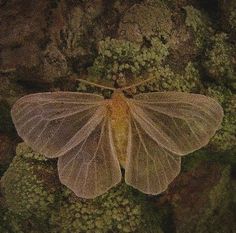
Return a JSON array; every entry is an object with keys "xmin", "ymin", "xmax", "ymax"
[{"xmin": 58, "ymin": 113, "xmax": 122, "ymax": 199}]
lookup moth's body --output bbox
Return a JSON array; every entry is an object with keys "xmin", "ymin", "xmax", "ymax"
[{"xmin": 107, "ymin": 91, "xmax": 130, "ymax": 168}]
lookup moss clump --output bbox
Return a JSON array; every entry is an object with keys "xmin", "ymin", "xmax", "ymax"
[
  {"xmin": 229, "ymin": 8, "xmax": 236, "ymax": 29},
  {"xmin": 201, "ymin": 83, "xmax": 235, "ymax": 152},
  {"xmin": 1, "ymin": 143, "xmax": 57, "ymax": 222},
  {"xmin": 210, "ymin": 94, "xmax": 236, "ymax": 152},
  {"xmin": 16, "ymin": 142, "xmax": 48, "ymax": 161},
  {"xmin": 184, "ymin": 5, "xmax": 212, "ymax": 48},
  {"xmin": 220, "ymin": 0, "xmax": 236, "ymax": 32},
  {"xmin": 136, "ymin": 62, "xmax": 201, "ymax": 93},
  {"xmin": 203, "ymin": 33, "xmax": 236, "ymax": 90},
  {"xmin": 88, "ymin": 37, "xmax": 168, "ymax": 83},
  {"xmin": 51, "ymin": 184, "xmax": 142, "ymax": 233}
]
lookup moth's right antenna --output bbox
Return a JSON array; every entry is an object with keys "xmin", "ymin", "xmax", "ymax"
[{"xmin": 120, "ymin": 74, "xmax": 158, "ymax": 91}]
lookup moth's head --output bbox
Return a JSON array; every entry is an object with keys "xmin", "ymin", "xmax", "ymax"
[{"xmin": 111, "ymin": 90, "xmax": 125, "ymax": 100}]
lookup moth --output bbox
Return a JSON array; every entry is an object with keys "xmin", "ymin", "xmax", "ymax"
[{"xmin": 11, "ymin": 78, "xmax": 224, "ymax": 199}]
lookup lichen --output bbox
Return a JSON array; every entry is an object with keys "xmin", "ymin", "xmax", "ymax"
[
  {"xmin": 183, "ymin": 5, "xmax": 212, "ymax": 48},
  {"xmin": 203, "ymin": 33, "xmax": 236, "ymax": 90},
  {"xmin": 210, "ymin": 93, "xmax": 236, "ymax": 152},
  {"xmin": 1, "ymin": 143, "xmax": 57, "ymax": 221},
  {"xmin": 88, "ymin": 37, "xmax": 169, "ymax": 84},
  {"xmin": 135, "ymin": 62, "xmax": 201, "ymax": 93},
  {"xmin": 51, "ymin": 184, "xmax": 142, "ymax": 233}
]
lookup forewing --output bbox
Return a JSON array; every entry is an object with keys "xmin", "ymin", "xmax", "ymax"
[
  {"xmin": 57, "ymin": 116, "xmax": 122, "ymax": 198},
  {"xmin": 128, "ymin": 92, "xmax": 224, "ymax": 156},
  {"xmin": 11, "ymin": 92, "xmax": 105, "ymax": 158},
  {"xmin": 125, "ymin": 116, "xmax": 181, "ymax": 195}
]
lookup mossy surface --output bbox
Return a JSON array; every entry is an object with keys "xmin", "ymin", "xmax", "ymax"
[
  {"xmin": 1, "ymin": 143, "xmax": 57, "ymax": 223},
  {"xmin": 1, "ymin": 0, "xmax": 236, "ymax": 232},
  {"xmin": 1, "ymin": 143, "xmax": 163, "ymax": 233},
  {"xmin": 203, "ymin": 33, "xmax": 236, "ymax": 90},
  {"xmin": 51, "ymin": 184, "xmax": 143, "ymax": 233},
  {"xmin": 183, "ymin": 5, "xmax": 212, "ymax": 48}
]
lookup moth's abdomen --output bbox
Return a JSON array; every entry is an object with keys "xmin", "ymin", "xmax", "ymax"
[{"xmin": 109, "ymin": 92, "xmax": 130, "ymax": 168}]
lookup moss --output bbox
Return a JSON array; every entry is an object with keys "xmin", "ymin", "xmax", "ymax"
[
  {"xmin": 16, "ymin": 142, "xmax": 48, "ymax": 161},
  {"xmin": 220, "ymin": 0, "xmax": 236, "ymax": 32},
  {"xmin": 135, "ymin": 62, "xmax": 201, "ymax": 93},
  {"xmin": 51, "ymin": 184, "xmax": 143, "ymax": 233},
  {"xmin": 88, "ymin": 37, "xmax": 169, "ymax": 85},
  {"xmin": 210, "ymin": 93, "xmax": 236, "ymax": 152},
  {"xmin": 183, "ymin": 5, "xmax": 212, "ymax": 48},
  {"xmin": 229, "ymin": 8, "xmax": 236, "ymax": 29},
  {"xmin": 1, "ymin": 143, "xmax": 57, "ymax": 222},
  {"xmin": 203, "ymin": 33, "xmax": 236, "ymax": 90}
]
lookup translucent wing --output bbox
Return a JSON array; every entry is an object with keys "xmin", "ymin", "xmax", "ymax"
[
  {"xmin": 125, "ymin": 91, "xmax": 223, "ymax": 194},
  {"xmin": 11, "ymin": 92, "xmax": 106, "ymax": 158},
  {"xmin": 128, "ymin": 92, "xmax": 224, "ymax": 156},
  {"xmin": 12, "ymin": 91, "xmax": 121, "ymax": 198},
  {"xmin": 125, "ymin": 117, "xmax": 181, "ymax": 194},
  {"xmin": 58, "ymin": 116, "xmax": 121, "ymax": 198}
]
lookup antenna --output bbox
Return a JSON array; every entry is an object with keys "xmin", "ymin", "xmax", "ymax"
[
  {"xmin": 76, "ymin": 78, "xmax": 116, "ymax": 91},
  {"xmin": 75, "ymin": 73, "xmax": 158, "ymax": 91},
  {"xmin": 120, "ymin": 74, "xmax": 158, "ymax": 91}
]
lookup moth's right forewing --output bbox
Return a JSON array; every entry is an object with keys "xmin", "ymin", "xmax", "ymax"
[
  {"xmin": 130, "ymin": 92, "xmax": 224, "ymax": 155},
  {"xmin": 11, "ymin": 92, "xmax": 105, "ymax": 158}
]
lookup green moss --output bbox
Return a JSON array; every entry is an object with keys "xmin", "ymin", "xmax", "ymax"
[
  {"xmin": 210, "ymin": 93, "xmax": 236, "ymax": 152},
  {"xmin": 16, "ymin": 142, "xmax": 49, "ymax": 161},
  {"xmin": 88, "ymin": 37, "xmax": 168, "ymax": 83},
  {"xmin": 1, "ymin": 143, "xmax": 57, "ymax": 221},
  {"xmin": 136, "ymin": 62, "xmax": 201, "ymax": 93},
  {"xmin": 223, "ymin": 0, "xmax": 236, "ymax": 31},
  {"xmin": 184, "ymin": 5, "xmax": 212, "ymax": 48},
  {"xmin": 51, "ymin": 184, "xmax": 143, "ymax": 233},
  {"xmin": 203, "ymin": 33, "xmax": 236, "ymax": 90},
  {"xmin": 229, "ymin": 9, "xmax": 236, "ymax": 29}
]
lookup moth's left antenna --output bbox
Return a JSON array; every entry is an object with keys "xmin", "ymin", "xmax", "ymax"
[{"xmin": 76, "ymin": 78, "xmax": 116, "ymax": 91}]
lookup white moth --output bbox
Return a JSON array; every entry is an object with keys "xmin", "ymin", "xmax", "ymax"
[{"xmin": 11, "ymin": 79, "xmax": 224, "ymax": 198}]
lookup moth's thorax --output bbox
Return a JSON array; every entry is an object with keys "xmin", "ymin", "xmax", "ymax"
[{"xmin": 108, "ymin": 91, "xmax": 130, "ymax": 168}]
